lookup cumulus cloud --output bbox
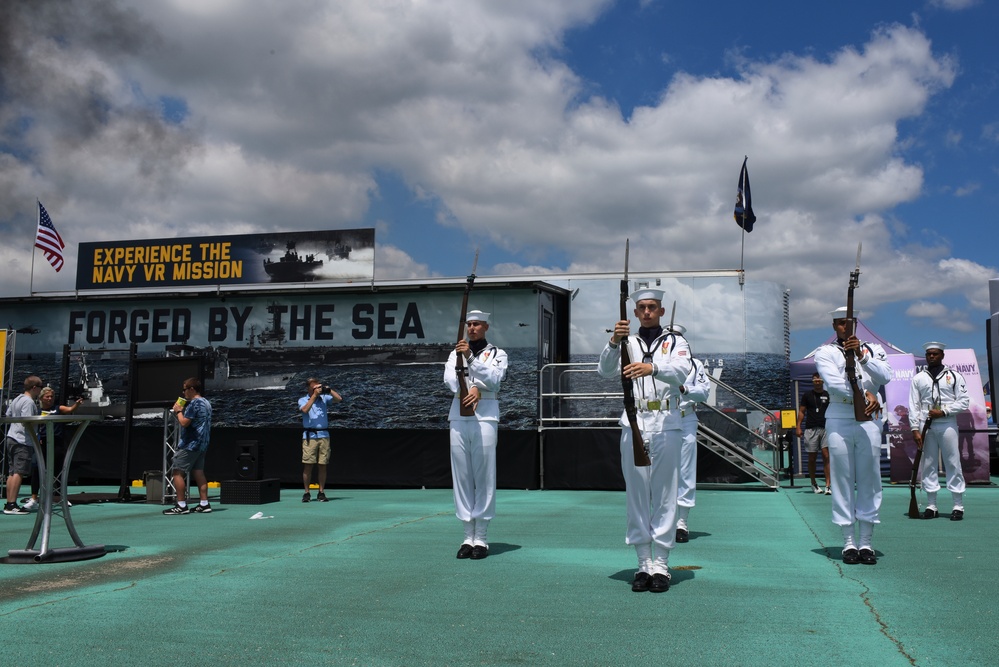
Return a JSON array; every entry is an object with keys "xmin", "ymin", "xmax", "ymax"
[
  {"xmin": 0, "ymin": 1, "xmax": 994, "ymax": 352},
  {"xmin": 906, "ymin": 300, "xmax": 976, "ymax": 333},
  {"xmin": 928, "ymin": 0, "xmax": 981, "ymax": 10}
]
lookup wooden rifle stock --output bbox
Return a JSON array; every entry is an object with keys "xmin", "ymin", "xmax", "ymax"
[
  {"xmin": 620, "ymin": 240, "xmax": 651, "ymax": 467},
  {"xmin": 845, "ymin": 244, "xmax": 872, "ymax": 422},
  {"xmin": 908, "ymin": 417, "xmax": 932, "ymax": 518},
  {"xmin": 455, "ymin": 251, "xmax": 479, "ymax": 417}
]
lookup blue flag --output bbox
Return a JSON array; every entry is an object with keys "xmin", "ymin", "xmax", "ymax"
[{"xmin": 734, "ymin": 158, "xmax": 756, "ymax": 233}]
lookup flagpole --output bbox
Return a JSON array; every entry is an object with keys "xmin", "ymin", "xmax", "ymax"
[{"xmin": 30, "ymin": 199, "xmax": 38, "ymax": 295}]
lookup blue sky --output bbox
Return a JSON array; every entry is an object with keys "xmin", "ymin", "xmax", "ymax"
[{"xmin": 0, "ymin": 0, "xmax": 997, "ymax": 364}]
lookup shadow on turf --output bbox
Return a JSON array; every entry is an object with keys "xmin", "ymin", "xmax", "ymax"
[
  {"xmin": 609, "ymin": 568, "xmax": 695, "ymax": 587},
  {"xmin": 484, "ymin": 542, "xmax": 521, "ymax": 556},
  {"xmin": 813, "ymin": 546, "xmax": 883, "ymax": 561}
]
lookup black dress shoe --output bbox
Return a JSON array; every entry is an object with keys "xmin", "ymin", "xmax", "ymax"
[
  {"xmin": 470, "ymin": 545, "xmax": 489, "ymax": 560},
  {"xmin": 842, "ymin": 548, "xmax": 860, "ymax": 565},
  {"xmin": 675, "ymin": 528, "xmax": 689, "ymax": 543},
  {"xmin": 456, "ymin": 544, "xmax": 473, "ymax": 559},
  {"xmin": 858, "ymin": 548, "xmax": 877, "ymax": 565},
  {"xmin": 951, "ymin": 509, "xmax": 964, "ymax": 521},
  {"xmin": 649, "ymin": 573, "xmax": 671, "ymax": 593},
  {"xmin": 923, "ymin": 508, "xmax": 938, "ymax": 519},
  {"xmin": 631, "ymin": 572, "xmax": 651, "ymax": 592}
]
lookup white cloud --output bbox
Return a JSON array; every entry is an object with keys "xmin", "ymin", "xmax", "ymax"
[
  {"xmin": 375, "ymin": 244, "xmax": 437, "ymax": 280},
  {"xmin": 928, "ymin": 0, "xmax": 981, "ymax": 10},
  {"xmin": 906, "ymin": 300, "xmax": 976, "ymax": 333},
  {"xmin": 0, "ymin": 2, "xmax": 992, "ymax": 355},
  {"xmin": 954, "ymin": 182, "xmax": 980, "ymax": 196}
]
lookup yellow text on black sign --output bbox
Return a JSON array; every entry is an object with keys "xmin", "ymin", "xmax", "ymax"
[{"xmin": 90, "ymin": 242, "xmax": 242, "ymax": 284}]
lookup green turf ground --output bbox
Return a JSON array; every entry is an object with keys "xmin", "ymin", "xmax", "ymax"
[{"xmin": 1, "ymin": 481, "xmax": 996, "ymax": 666}]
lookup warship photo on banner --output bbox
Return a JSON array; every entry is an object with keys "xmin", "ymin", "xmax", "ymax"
[{"xmin": 4, "ymin": 255, "xmax": 788, "ymax": 433}]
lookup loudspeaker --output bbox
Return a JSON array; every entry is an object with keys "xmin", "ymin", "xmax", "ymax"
[
  {"xmin": 235, "ymin": 440, "xmax": 262, "ymax": 480},
  {"xmin": 221, "ymin": 478, "xmax": 280, "ymax": 504}
]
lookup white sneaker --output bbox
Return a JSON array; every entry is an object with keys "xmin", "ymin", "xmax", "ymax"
[
  {"xmin": 824, "ymin": 487, "xmax": 832, "ymax": 495},
  {"xmin": 812, "ymin": 483, "xmax": 822, "ymax": 494},
  {"xmin": 22, "ymin": 498, "xmax": 39, "ymax": 510}
]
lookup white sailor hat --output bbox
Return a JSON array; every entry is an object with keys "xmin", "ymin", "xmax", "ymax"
[
  {"xmin": 630, "ymin": 288, "xmax": 665, "ymax": 304},
  {"xmin": 465, "ymin": 310, "xmax": 490, "ymax": 324},
  {"xmin": 830, "ymin": 306, "xmax": 850, "ymax": 319},
  {"xmin": 922, "ymin": 341, "xmax": 946, "ymax": 352},
  {"xmin": 668, "ymin": 323, "xmax": 687, "ymax": 335}
]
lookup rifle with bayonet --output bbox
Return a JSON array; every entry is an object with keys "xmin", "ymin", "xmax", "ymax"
[
  {"xmin": 454, "ymin": 251, "xmax": 479, "ymax": 417},
  {"xmin": 845, "ymin": 243, "xmax": 872, "ymax": 422},
  {"xmin": 619, "ymin": 240, "xmax": 652, "ymax": 467}
]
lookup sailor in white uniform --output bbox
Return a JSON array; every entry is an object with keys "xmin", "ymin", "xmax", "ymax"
[
  {"xmin": 813, "ymin": 307, "xmax": 891, "ymax": 565},
  {"xmin": 909, "ymin": 342, "xmax": 969, "ymax": 520},
  {"xmin": 670, "ymin": 324, "xmax": 711, "ymax": 544},
  {"xmin": 597, "ymin": 289, "xmax": 691, "ymax": 593},
  {"xmin": 443, "ymin": 310, "xmax": 508, "ymax": 560}
]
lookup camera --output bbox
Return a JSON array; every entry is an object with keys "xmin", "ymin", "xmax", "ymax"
[{"xmin": 322, "ymin": 384, "xmax": 333, "ymax": 394}]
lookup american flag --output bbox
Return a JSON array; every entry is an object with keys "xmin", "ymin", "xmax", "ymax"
[{"xmin": 35, "ymin": 201, "xmax": 66, "ymax": 272}]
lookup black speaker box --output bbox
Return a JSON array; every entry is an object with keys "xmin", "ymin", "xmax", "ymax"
[
  {"xmin": 220, "ymin": 478, "xmax": 281, "ymax": 504},
  {"xmin": 235, "ymin": 440, "xmax": 262, "ymax": 480}
]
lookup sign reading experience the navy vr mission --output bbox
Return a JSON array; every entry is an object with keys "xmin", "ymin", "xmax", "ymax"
[{"xmin": 76, "ymin": 229, "xmax": 375, "ymax": 290}]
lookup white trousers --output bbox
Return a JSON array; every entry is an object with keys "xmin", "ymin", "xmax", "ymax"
[
  {"xmin": 827, "ymin": 418, "xmax": 882, "ymax": 527},
  {"xmin": 920, "ymin": 421, "xmax": 966, "ymax": 496},
  {"xmin": 620, "ymin": 427, "xmax": 681, "ymax": 555},
  {"xmin": 449, "ymin": 420, "xmax": 497, "ymax": 523},
  {"xmin": 677, "ymin": 421, "xmax": 698, "ymax": 509}
]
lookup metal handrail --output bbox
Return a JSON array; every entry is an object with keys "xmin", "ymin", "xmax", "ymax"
[{"xmin": 538, "ymin": 360, "xmax": 783, "ymax": 472}]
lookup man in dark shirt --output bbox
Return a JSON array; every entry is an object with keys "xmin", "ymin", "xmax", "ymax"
[{"xmin": 796, "ymin": 372, "xmax": 831, "ymax": 494}]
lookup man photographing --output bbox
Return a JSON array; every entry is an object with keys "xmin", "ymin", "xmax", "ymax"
[{"xmin": 298, "ymin": 378, "xmax": 342, "ymax": 503}]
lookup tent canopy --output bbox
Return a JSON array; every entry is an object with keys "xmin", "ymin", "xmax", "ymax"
[{"xmin": 791, "ymin": 319, "xmax": 908, "ymax": 384}]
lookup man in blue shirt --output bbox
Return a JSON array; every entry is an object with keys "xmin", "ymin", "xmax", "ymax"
[
  {"xmin": 298, "ymin": 378, "xmax": 342, "ymax": 503},
  {"xmin": 163, "ymin": 378, "xmax": 213, "ymax": 515}
]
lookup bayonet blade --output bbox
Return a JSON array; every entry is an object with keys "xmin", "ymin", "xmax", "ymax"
[{"xmin": 624, "ymin": 239, "xmax": 630, "ymax": 281}]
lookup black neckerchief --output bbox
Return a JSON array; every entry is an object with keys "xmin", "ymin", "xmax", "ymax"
[
  {"xmin": 469, "ymin": 338, "xmax": 488, "ymax": 356},
  {"xmin": 638, "ymin": 326, "xmax": 663, "ymax": 349},
  {"xmin": 926, "ymin": 363, "xmax": 944, "ymax": 379}
]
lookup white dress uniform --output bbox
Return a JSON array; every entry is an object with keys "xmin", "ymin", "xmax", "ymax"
[
  {"xmin": 813, "ymin": 334, "xmax": 891, "ymax": 554},
  {"xmin": 908, "ymin": 352, "xmax": 969, "ymax": 514},
  {"xmin": 443, "ymin": 313, "xmax": 508, "ymax": 549},
  {"xmin": 675, "ymin": 357, "xmax": 711, "ymax": 534},
  {"xmin": 597, "ymin": 319, "xmax": 691, "ymax": 576}
]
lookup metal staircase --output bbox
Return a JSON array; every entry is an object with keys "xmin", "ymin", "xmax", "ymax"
[
  {"xmin": 539, "ymin": 360, "xmax": 784, "ymax": 490},
  {"xmin": 696, "ymin": 416, "xmax": 779, "ymax": 489}
]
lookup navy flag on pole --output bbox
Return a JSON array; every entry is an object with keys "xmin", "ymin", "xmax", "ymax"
[{"xmin": 734, "ymin": 157, "xmax": 756, "ymax": 233}]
